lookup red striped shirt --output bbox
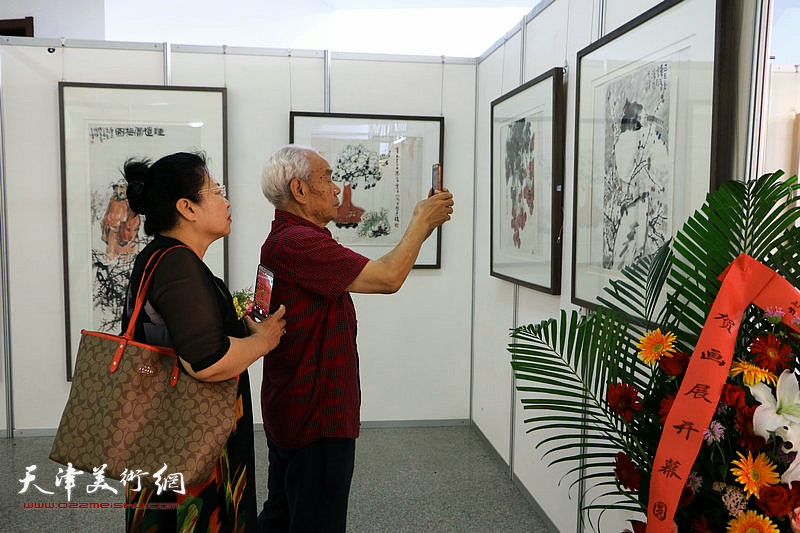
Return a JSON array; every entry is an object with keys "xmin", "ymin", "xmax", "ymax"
[{"xmin": 260, "ymin": 210, "xmax": 370, "ymax": 448}]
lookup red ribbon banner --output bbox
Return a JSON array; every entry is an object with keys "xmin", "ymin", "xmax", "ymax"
[{"xmin": 646, "ymin": 254, "xmax": 800, "ymax": 532}]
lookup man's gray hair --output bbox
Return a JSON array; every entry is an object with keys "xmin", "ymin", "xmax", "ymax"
[{"xmin": 261, "ymin": 145, "xmax": 315, "ymax": 208}]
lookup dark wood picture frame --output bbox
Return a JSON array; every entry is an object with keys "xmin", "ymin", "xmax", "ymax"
[
  {"xmin": 290, "ymin": 111, "xmax": 445, "ymax": 269},
  {"xmin": 0, "ymin": 17, "xmax": 34, "ymax": 37},
  {"xmin": 571, "ymin": 0, "xmax": 728, "ymax": 310},
  {"xmin": 490, "ymin": 67, "xmax": 566, "ymax": 293},
  {"xmin": 59, "ymin": 82, "xmax": 228, "ymax": 380}
]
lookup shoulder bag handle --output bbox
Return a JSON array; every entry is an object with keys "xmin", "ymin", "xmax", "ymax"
[{"xmin": 122, "ymin": 244, "xmax": 191, "ymax": 340}]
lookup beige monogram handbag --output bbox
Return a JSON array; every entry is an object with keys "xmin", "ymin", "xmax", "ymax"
[{"xmin": 50, "ymin": 245, "xmax": 238, "ymax": 489}]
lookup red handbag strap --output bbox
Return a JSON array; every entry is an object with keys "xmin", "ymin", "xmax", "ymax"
[{"xmin": 122, "ymin": 244, "xmax": 191, "ymax": 340}]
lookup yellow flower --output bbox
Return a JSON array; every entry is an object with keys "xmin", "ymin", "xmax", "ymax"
[
  {"xmin": 731, "ymin": 451, "xmax": 779, "ymax": 499},
  {"xmin": 730, "ymin": 359, "xmax": 778, "ymax": 386},
  {"xmin": 727, "ymin": 509, "xmax": 779, "ymax": 533},
  {"xmin": 232, "ymin": 297, "xmax": 245, "ymax": 319},
  {"xmin": 636, "ymin": 328, "xmax": 676, "ymax": 365}
]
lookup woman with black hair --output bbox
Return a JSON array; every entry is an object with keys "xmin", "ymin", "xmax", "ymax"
[{"xmin": 121, "ymin": 152, "xmax": 286, "ymax": 532}]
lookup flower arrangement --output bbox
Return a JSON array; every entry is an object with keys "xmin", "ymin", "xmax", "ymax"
[
  {"xmin": 231, "ymin": 287, "xmax": 256, "ymax": 319},
  {"xmin": 621, "ymin": 315, "xmax": 800, "ymax": 532},
  {"xmin": 509, "ymin": 172, "xmax": 800, "ymax": 532}
]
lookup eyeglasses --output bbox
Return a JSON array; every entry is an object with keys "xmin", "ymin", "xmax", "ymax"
[{"xmin": 198, "ymin": 184, "xmax": 227, "ymax": 199}]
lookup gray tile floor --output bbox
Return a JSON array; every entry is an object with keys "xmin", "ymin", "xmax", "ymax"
[{"xmin": 2, "ymin": 426, "xmax": 555, "ymax": 532}]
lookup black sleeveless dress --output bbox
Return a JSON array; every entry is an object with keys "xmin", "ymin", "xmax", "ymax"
[{"xmin": 121, "ymin": 235, "xmax": 257, "ymax": 533}]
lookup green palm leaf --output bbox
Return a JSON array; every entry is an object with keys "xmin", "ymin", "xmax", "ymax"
[
  {"xmin": 510, "ymin": 308, "xmax": 649, "ymax": 516},
  {"xmin": 668, "ymin": 172, "xmax": 800, "ymax": 346}
]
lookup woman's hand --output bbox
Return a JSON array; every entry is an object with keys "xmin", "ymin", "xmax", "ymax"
[
  {"xmin": 182, "ymin": 305, "xmax": 288, "ymax": 382},
  {"xmin": 243, "ymin": 304, "xmax": 287, "ymax": 355}
]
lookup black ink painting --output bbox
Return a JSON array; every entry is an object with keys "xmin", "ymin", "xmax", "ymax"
[{"xmin": 601, "ymin": 62, "xmax": 672, "ymax": 270}]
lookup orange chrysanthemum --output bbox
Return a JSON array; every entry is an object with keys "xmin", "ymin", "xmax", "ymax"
[
  {"xmin": 727, "ymin": 509, "xmax": 779, "ymax": 533},
  {"xmin": 637, "ymin": 328, "xmax": 677, "ymax": 365},
  {"xmin": 731, "ymin": 451, "xmax": 780, "ymax": 499},
  {"xmin": 730, "ymin": 359, "xmax": 778, "ymax": 386}
]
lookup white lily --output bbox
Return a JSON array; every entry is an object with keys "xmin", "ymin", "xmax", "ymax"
[
  {"xmin": 750, "ymin": 370, "xmax": 800, "ymax": 486},
  {"xmin": 783, "ymin": 453, "xmax": 800, "ymax": 488},
  {"xmin": 750, "ymin": 370, "xmax": 800, "ymax": 448}
]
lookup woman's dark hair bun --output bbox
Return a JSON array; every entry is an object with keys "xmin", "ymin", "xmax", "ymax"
[
  {"xmin": 119, "ymin": 152, "xmax": 206, "ymax": 235},
  {"xmin": 123, "ymin": 158, "xmax": 152, "ymax": 215}
]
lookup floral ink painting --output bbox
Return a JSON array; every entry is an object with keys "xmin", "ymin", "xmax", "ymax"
[
  {"xmin": 290, "ymin": 112, "xmax": 443, "ymax": 267},
  {"xmin": 490, "ymin": 68, "xmax": 564, "ymax": 292},
  {"xmin": 497, "ymin": 110, "xmax": 545, "ymax": 259},
  {"xmin": 594, "ymin": 62, "xmax": 673, "ymax": 272},
  {"xmin": 502, "ymin": 116, "xmax": 538, "ymax": 253},
  {"xmin": 312, "ymin": 137, "xmax": 423, "ymax": 247}
]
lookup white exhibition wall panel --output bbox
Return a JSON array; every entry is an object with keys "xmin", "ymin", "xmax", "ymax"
[
  {"xmin": 522, "ymin": 1, "xmax": 570, "ymax": 83},
  {"xmin": 471, "ymin": 33, "xmax": 522, "ymax": 464},
  {"xmin": 170, "ymin": 48, "xmax": 325, "ymax": 424},
  {"xmin": 500, "ymin": 32, "xmax": 525, "ymax": 102},
  {"xmin": 604, "ymin": 0, "xmax": 662, "ymax": 35},
  {"xmin": 510, "ymin": 2, "xmax": 593, "ymax": 531},
  {"xmin": 0, "ymin": 64, "xmax": 5, "ymax": 433},
  {"xmin": 329, "ymin": 57, "xmax": 475, "ymax": 422},
  {"xmin": 2, "ymin": 42, "xmax": 164, "ymax": 432},
  {"xmin": 0, "ymin": 340, "xmax": 5, "ymax": 433}
]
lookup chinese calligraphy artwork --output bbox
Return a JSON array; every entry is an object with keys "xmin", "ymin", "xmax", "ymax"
[
  {"xmin": 60, "ymin": 83, "xmax": 227, "ymax": 379},
  {"xmin": 290, "ymin": 112, "xmax": 444, "ymax": 267},
  {"xmin": 571, "ymin": 0, "xmax": 717, "ymax": 308},
  {"xmin": 491, "ymin": 68, "xmax": 565, "ymax": 293}
]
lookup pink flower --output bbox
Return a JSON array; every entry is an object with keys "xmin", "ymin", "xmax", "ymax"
[
  {"xmin": 765, "ymin": 306, "xmax": 786, "ymax": 324},
  {"xmin": 791, "ymin": 507, "xmax": 800, "ymax": 533},
  {"xmin": 722, "ymin": 485, "xmax": 747, "ymax": 516},
  {"xmin": 792, "ymin": 315, "xmax": 800, "ymax": 328},
  {"xmin": 686, "ymin": 470, "xmax": 703, "ymax": 493},
  {"xmin": 703, "ymin": 420, "xmax": 725, "ymax": 444}
]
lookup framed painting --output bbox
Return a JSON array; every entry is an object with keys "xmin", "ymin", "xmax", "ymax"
[
  {"xmin": 572, "ymin": 0, "xmax": 719, "ymax": 309},
  {"xmin": 290, "ymin": 111, "xmax": 444, "ymax": 268},
  {"xmin": 490, "ymin": 67, "xmax": 566, "ymax": 293},
  {"xmin": 59, "ymin": 82, "xmax": 227, "ymax": 380}
]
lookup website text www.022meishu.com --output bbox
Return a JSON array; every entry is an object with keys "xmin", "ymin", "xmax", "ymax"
[{"xmin": 23, "ymin": 502, "xmax": 179, "ymax": 510}]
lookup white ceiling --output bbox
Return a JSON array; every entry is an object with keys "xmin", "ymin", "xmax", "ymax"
[
  {"xmin": 322, "ymin": 0, "xmax": 535, "ymax": 7},
  {"xmin": 103, "ymin": 0, "xmax": 539, "ymax": 56}
]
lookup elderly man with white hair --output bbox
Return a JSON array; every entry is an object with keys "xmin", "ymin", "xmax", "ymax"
[{"xmin": 256, "ymin": 145, "xmax": 454, "ymax": 532}]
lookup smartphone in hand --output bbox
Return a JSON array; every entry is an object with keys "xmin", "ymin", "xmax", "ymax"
[
  {"xmin": 251, "ymin": 264, "xmax": 274, "ymax": 321},
  {"xmin": 430, "ymin": 163, "xmax": 442, "ymax": 197}
]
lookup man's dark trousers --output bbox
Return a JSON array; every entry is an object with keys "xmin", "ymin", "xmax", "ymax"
[{"xmin": 257, "ymin": 436, "xmax": 355, "ymax": 533}]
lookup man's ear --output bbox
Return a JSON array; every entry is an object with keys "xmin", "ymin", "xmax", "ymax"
[
  {"xmin": 175, "ymin": 197, "xmax": 199, "ymax": 221},
  {"xmin": 289, "ymin": 178, "xmax": 309, "ymax": 205}
]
